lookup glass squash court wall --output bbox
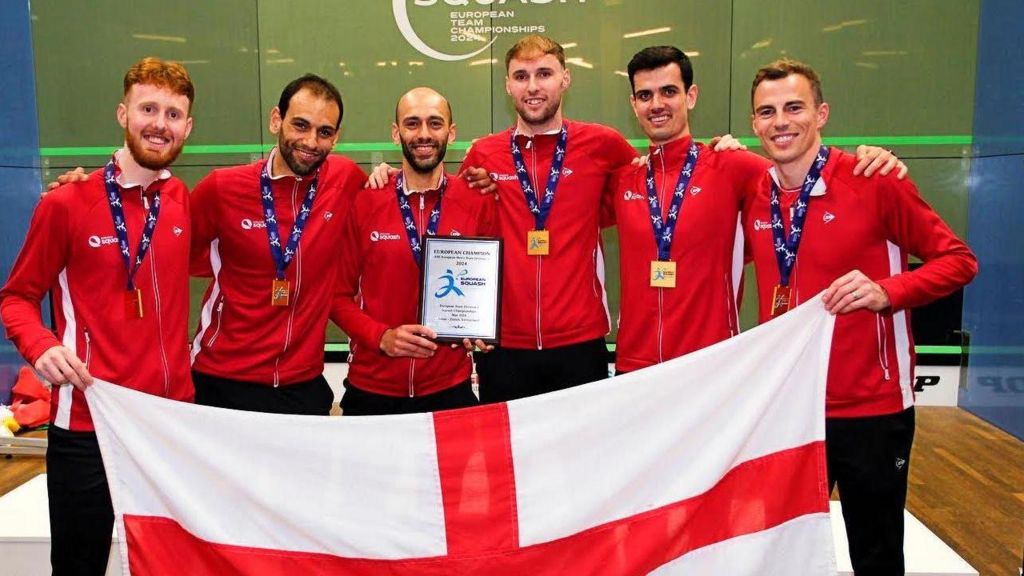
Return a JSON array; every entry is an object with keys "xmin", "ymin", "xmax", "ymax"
[
  {"xmin": 0, "ymin": 0, "xmax": 42, "ymax": 402},
  {"xmin": 960, "ymin": 0, "xmax": 1024, "ymax": 439},
  {"xmin": 5, "ymin": 1, "xmax": 1018, "ymax": 436}
]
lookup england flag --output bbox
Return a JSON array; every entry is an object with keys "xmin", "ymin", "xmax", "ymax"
[{"xmin": 88, "ymin": 298, "xmax": 837, "ymax": 575}]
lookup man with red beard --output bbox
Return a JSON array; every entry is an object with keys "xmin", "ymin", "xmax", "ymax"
[
  {"xmin": 189, "ymin": 74, "xmax": 367, "ymax": 415},
  {"xmin": 333, "ymin": 87, "xmax": 495, "ymax": 415},
  {"xmin": 745, "ymin": 59, "xmax": 977, "ymax": 573},
  {"xmin": 0, "ymin": 57, "xmax": 196, "ymax": 576}
]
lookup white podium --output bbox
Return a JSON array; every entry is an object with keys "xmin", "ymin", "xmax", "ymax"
[
  {"xmin": 0, "ymin": 475, "xmax": 121, "ymax": 575},
  {"xmin": 830, "ymin": 501, "xmax": 977, "ymax": 575}
]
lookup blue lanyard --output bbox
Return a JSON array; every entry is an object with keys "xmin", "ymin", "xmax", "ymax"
[
  {"xmin": 395, "ymin": 172, "xmax": 446, "ymax": 267},
  {"xmin": 103, "ymin": 161, "xmax": 161, "ymax": 291},
  {"xmin": 510, "ymin": 124, "xmax": 568, "ymax": 230},
  {"xmin": 769, "ymin": 145, "xmax": 830, "ymax": 287},
  {"xmin": 259, "ymin": 163, "xmax": 319, "ymax": 280},
  {"xmin": 646, "ymin": 142, "xmax": 699, "ymax": 261}
]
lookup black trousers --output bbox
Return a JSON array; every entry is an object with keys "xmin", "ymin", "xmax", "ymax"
[
  {"xmin": 193, "ymin": 370, "xmax": 335, "ymax": 415},
  {"xmin": 340, "ymin": 378, "xmax": 478, "ymax": 416},
  {"xmin": 476, "ymin": 337, "xmax": 610, "ymax": 403},
  {"xmin": 827, "ymin": 406, "xmax": 916, "ymax": 576},
  {"xmin": 47, "ymin": 427, "xmax": 113, "ymax": 576}
]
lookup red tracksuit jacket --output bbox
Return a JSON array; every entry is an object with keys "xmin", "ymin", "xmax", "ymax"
[
  {"xmin": 611, "ymin": 138, "xmax": 769, "ymax": 372},
  {"xmin": 462, "ymin": 120, "xmax": 637, "ymax": 350},
  {"xmin": 0, "ymin": 163, "xmax": 194, "ymax": 431},
  {"xmin": 190, "ymin": 152, "xmax": 366, "ymax": 386},
  {"xmin": 332, "ymin": 176, "xmax": 497, "ymax": 397},
  {"xmin": 744, "ymin": 148, "xmax": 978, "ymax": 418}
]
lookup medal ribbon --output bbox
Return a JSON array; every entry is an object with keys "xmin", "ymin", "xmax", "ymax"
[
  {"xmin": 646, "ymin": 142, "xmax": 699, "ymax": 261},
  {"xmin": 103, "ymin": 161, "xmax": 161, "ymax": 291},
  {"xmin": 259, "ymin": 163, "xmax": 319, "ymax": 280},
  {"xmin": 395, "ymin": 172, "xmax": 446, "ymax": 267},
  {"xmin": 510, "ymin": 124, "xmax": 568, "ymax": 231},
  {"xmin": 769, "ymin": 145, "xmax": 830, "ymax": 287}
]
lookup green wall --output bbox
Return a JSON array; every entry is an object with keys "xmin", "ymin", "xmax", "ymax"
[{"xmin": 29, "ymin": 0, "xmax": 979, "ymax": 342}]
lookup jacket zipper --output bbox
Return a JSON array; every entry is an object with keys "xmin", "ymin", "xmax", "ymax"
[
  {"xmin": 409, "ymin": 194, "xmax": 427, "ymax": 397},
  {"xmin": 784, "ymin": 198, "xmax": 801, "ymax": 308},
  {"xmin": 142, "ymin": 191, "xmax": 172, "ymax": 396},
  {"xmin": 656, "ymin": 289, "xmax": 665, "ymax": 363},
  {"xmin": 206, "ymin": 299, "xmax": 225, "ymax": 348},
  {"xmin": 273, "ymin": 179, "xmax": 302, "ymax": 388},
  {"xmin": 408, "ymin": 359, "xmax": 417, "ymax": 398},
  {"xmin": 655, "ymin": 146, "xmax": 667, "ymax": 362},
  {"xmin": 149, "ymin": 244, "xmax": 171, "ymax": 396},
  {"xmin": 528, "ymin": 137, "xmax": 544, "ymax": 350},
  {"xmin": 725, "ymin": 273, "xmax": 739, "ymax": 337},
  {"xmin": 83, "ymin": 328, "xmax": 92, "ymax": 369},
  {"xmin": 876, "ymin": 313, "xmax": 892, "ymax": 380}
]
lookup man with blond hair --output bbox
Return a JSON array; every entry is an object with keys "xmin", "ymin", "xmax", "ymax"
[
  {"xmin": 745, "ymin": 58, "xmax": 977, "ymax": 574},
  {"xmin": 461, "ymin": 35, "xmax": 638, "ymax": 401},
  {"xmin": 0, "ymin": 57, "xmax": 196, "ymax": 575}
]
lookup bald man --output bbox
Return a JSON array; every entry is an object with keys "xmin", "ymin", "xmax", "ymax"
[{"xmin": 331, "ymin": 88, "xmax": 497, "ymax": 415}]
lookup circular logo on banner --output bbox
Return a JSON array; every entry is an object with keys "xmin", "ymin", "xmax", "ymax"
[
  {"xmin": 241, "ymin": 219, "xmax": 253, "ymax": 230},
  {"xmin": 393, "ymin": 0, "xmax": 496, "ymax": 61},
  {"xmin": 88, "ymin": 235, "xmax": 102, "ymax": 248},
  {"xmin": 370, "ymin": 231, "xmax": 380, "ymax": 242}
]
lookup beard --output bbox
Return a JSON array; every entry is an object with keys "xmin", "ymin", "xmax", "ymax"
[
  {"xmin": 401, "ymin": 137, "xmax": 448, "ymax": 174},
  {"xmin": 515, "ymin": 96, "xmax": 561, "ymax": 129},
  {"xmin": 278, "ymin": 137, "xmax": 328, "ymax": 176},
  {"xmin": 125, "ymin": 126, "xmax": 184, "ymax": 171}
]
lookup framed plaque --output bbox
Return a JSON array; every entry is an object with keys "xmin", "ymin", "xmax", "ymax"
[{"xmin": 419, "ymin": 236, "xmax": 503, "ymax": 344}]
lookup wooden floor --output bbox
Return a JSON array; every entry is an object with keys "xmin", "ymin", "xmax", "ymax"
[
  {"xmin": 905, "ymin": 407, "xmax": 1024, "ymax": 576},
  {"xmin": 1, "ymin": 429, "xmax": 46, "ymax": 499},
  {"xmin": 2, "ymin": 408, "xmax": 1022, "ymax": 575}
]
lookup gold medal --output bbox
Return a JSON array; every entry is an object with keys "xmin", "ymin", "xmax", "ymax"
[
  {"xmin": 271, "ymin": 278, "xmax": 290, "ymax": 307},
  {"xmin": 527, "ymin": 229, "xmax": 550, "ymax": 256},
  {"xmin": 770, "ymin": 284, "xmax": 792, "ymax": 317},
  {"xmin": 124, "ymin": 289, "xmax": 143, "ymax": 319},
  {"xmin": 650, "ymin": 260, "xmax": 677, "ymax": 288}
]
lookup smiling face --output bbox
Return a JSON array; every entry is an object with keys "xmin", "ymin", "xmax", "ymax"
[
  {"xmin": 117, "ymin": 83, "xmax": 193, "ymax": 171},
  {"xmin": 630, "ymin": 63, "xmax": 698, "ymax": 146},
  {"xmin": 393, "ymin": 88, "xmax": 456, "ymax": 175},
  {"xmin": 269, "ymin": 87, "xmax": 341, "ymax": 176},
  {"xmin": 751, "ymin": 73, "xmax": 829, "ymax": 168},
  {"xmin": 505, "ymin": 53, "xmax": 570, "ymax": 133}
]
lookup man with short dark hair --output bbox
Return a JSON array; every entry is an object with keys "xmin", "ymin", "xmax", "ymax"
[
  {"xmin": 612, "ymin": 46, "xmax": 766, "ymax": 372},
  {"xmin": 0, "ymin": 57, "xmax": 196, "ymax": 576},
  {"xmin": 189, "ymin": 73, "xmax": 367, "ymax": 415},
  {"xmin": 332, "ymin": 87, "xmax": 495, "ymax": 415},
  {"xmin": 745, "ymin": 58, "xmax": 978, "ymax": 574},
  {"xmin": 612, "ymin": 46, "xmax": 903, "ymax": 374}
]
